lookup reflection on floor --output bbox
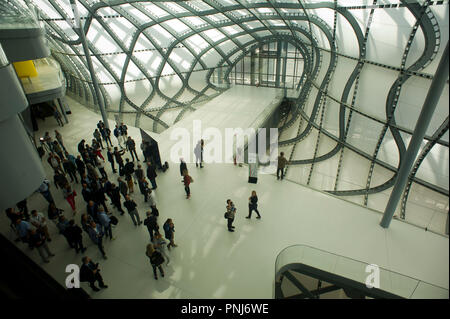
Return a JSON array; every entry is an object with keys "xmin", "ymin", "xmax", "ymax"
[{"xmin": 0, "ymin": 96, "xmax": 448, "ymax": 299}]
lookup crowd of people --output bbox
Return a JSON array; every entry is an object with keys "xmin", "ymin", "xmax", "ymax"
[{"xmin": 5, "ymin": 117, "xmax": 291, "ymax": 291}]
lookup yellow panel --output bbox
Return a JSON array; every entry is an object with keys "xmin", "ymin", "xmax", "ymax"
[{"xmin": 13, "ymin": 60, "xmax": 38, "ymax": 78}]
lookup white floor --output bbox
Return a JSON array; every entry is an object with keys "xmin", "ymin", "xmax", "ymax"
[{"xmin": 0, "ymin": 95, "xmax": 448, "ymax": 299}]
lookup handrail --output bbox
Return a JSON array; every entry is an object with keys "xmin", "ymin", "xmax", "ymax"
[{"xmin": 275, "ymin": 244, "xmax": 448, "ymax": 299}]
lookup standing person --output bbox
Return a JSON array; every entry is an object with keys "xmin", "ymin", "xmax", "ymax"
[
  {"xmin": 146, "ymin": 162, "xmax": 157, "ymax": 190},
  {"xmin": 75, "ymin": 155, "xmax": 86, "ymax": 179},
  {"xmin": 81, "ymin": 183, "xmax": 94, "ymax": 204},
  {"xmin": 114, "ymin": 147, "xmax": 125, "ymax": 172},
  {"xmin": 48, "ymin": 153, "xmax": 64, "ymax": 174},
  {"xmin": 138, "ymin": 177, "xmax": 150, "ymax": 202},
  {"xmin": 143, "ymin": 211, "xmax": 159, "ymax": 242},
  {"xmin": 123, "ymin": 195, "xmax": 142, "ymax": 226},
  {"xmin": 47, "ymin": 203, "xmax": 63, "ymax": 224},
  {"xmin": 246, "ymin": 191, "xmax": 261, "ymax": 219},
  {"xmin": 87, "ymin": 221, "xmax": 107, "ymax": 259},
  {"xmin": 86, "ymin": 200, "xmax": 99, "ymax": 223},
  {"xmin": 63, "ymin": 157, "xmax": 78, "ymax": 183},
  {"xmin": 124, "ymin": 158, "xmax": 135, "ymax": 193},
  {"xmin": 37, "ymin": 180, "xmax": 54, "ymax": 204},
  {"xmin": 86, "ymin": 161, "xmax": 99, "ymax": 181},
  {"xmin": 77, "ymin": 139, "xmax": 86, "ymax": 155},
  {"xmin": 96, "ymin": 157, "xmax": 108, "ymax": 180},
  {"xmin": 80, "ymin": 256, "xmax": 108, "ymax": 291},
  {"xmin": 107, "ymin": 147, "xmax": 117, "ymax": 173},
  {"xmin": 55, "ymin": 130, "xmax": 66, "ymax": 152},
  {"xmin": 120, "ymin": 122, "xmax": 128, "ymax": 141},
  {"xmin": 226, "ymin": 200, "xmax": 237, "ymax": 232},
  {"xmin": 29, "ymin": 228, "xmax": 55, "ymax": 263},
  {"xmin": 93, "ymin": 183, "xmax": 109, "ymax": 213},
  {"xmin": 16, "ymin": 199, "xmax": 30, "ymax": 220},
  {"xmin": 66, "ymin": 219, "xmax": 86, "ymax": 253},
  {"xmin": 93, "ymin": 145, "xmax": 105, "ymax": 161},
  {"xmin": 53, "ymin": 107, "xmax": 64, "ymax": 127},
  {"xmin": 118, "ymin": 177, "xmax": 128, "ymax": 200},
  {"xmin": 29, "ymin": 210, "xmax": 52, "ymax": 241},
  {"xmin": 57, "ymin": 215, "xmax": 73, "ymax": 248},
  {"xmin": 182, "ymin": 170, "xmax": 193, "ymax": 199},
  {"xmin": 147, "ymin": 189, "xmax": 157, "ymax": 208},
  {"xmin": 145, "ymin": 244, "xmax": 165, "ymax": 280},
  {"xmin": 97, "ymin": 207, "xmax": 114, "ymax": 240},
  {"xmin": 43, "ymin": 132, "xmax": 54, "ymax": 152},
  {"xmin": 104, "ymin": 127, "xmax": 113, "ymax": 147},
  {"xmin": 163, "ymin": 219, "xmax": 177, "ymax": 250},
  {"xmin": 110, "ymin": 183, "xmax": 125, "ymax": 215},
  {"xmin": 53, "ymin": 141, "xmax": 65, "ymax": 161},
  {"xmin": 53, "ymin": 171, "xmax": 69, "ymax": 190},
  {"xmin": 93, "ymin": 129, "xmax": 104, "ymax": 150},
  {"xmin": 63, "ymin": 184, "xmax": 77, "ymax": 215},
  {"xmin": 80, "ymin": 213, "xmax": 91, "ymax": 235},
  {"xmin": 15, "ymin": 218, "xmax": 32, "ymax": 244},
  {"xmin": 135, "ymin": 164, "xmax": 144, "ymax": 181},
  {"xmin": 200, "ymin": 139, "xmax": 204, "ymax": 168},
  {"xmin": 277, "ymin": 152, "xmax": 288, "ymax": 180},
  {"xmin": 113, "ymin": 125, "xmax": 123, "ymax": 148},
  {"xmin": 194, "ymin": 140, "xmax": 201, "ymax": 168},
  {"xmin": 179, "ymin": 158, "xmax": 187, "ymax": 177},
  {"xmin": 153, "ymin": 232, "xmax": 170, "ymax": 265},
  {"xmin": 126, "ymin": 136, "xmax": 139, "ymax": 162}
]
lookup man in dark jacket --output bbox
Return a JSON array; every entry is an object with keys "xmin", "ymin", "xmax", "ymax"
[
  {"xmin": 63, "ymin": 157, "xmax": 78, "ymax": 183},
  {"xmin": 87, "ymin": 201, "xmax": 99, "ymax": 223},
  {"xmin": 123, "ymin": 195, "xmax": 142, "ymax": 226},
  {"xmin": 107, "ymin": 147, "xmax": 116, "ymax": 173},
  {"xmin": 126, "ymin": 136, "xmax": 139, "ymax": 162},
  {"xmin": 75, "ymin": 155, "xmax": 86, "ymax": 178},
  {"xmin": 81, "ymin": 183, "xmax": 93, "ymax": 203},
  {"xmin": 113, "ymin": 125, "xmax": 123, "ymax": 149},
  {"xmin": 93, "ymin": 184, "xmax": 109, "ymax": 213},
  {"xmin": 77, "ymin": 139, "xmax": 86, "ymax": 154},
  {"xmin": 65, "ymin": 219, "xmax": 86, "ymax": 253},
  {"xmin": 146, "ymin": 162, "xmax": 157, "ymax": 189},
  {"xmin": 143, "ymin": 211, "xmax": 159, "ymax": 241},
  {"xmin": 80, "ymin": 256, "xmax": 108, "ymax": 291},
  {"xmin": 53, "ymin": 171, "xmax": 69, "ymax": 189},
  {"xmin": 114, "ymin": 147, "xmax": 125, "ymax": 171},
  {"xmin": 29, "ymin": 228, "xmax": 55, "ymax": 263},
  {"xmin": 118, "ymin": 177, "xmax": 128, "ymax": 199},
  {"xmin": 179, "ymin": 158, "xmax": 187, "ymax": 177},
  {"xmin": 110, "ymin": 183, "xmax": 125, "ymax": 215}
]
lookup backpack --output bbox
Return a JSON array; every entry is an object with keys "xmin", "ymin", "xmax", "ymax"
[{"xmin": 150, "ymin": 251, "xmax": 164, "ymax": 266}]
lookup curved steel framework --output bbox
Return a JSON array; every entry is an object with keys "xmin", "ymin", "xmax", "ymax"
[{"xmin": 7, "ymin": 0, "xmax": 448, "ymax": 232}]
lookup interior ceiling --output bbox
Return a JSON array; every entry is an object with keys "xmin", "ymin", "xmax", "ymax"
[{"xmin": 2, "ymin": 0, "xmax": 448, "ymax": 222}]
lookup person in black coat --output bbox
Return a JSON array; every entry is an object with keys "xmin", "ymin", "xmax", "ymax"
[
  {"xmin": 81, "ymin": 183, "xmax": 93, "ymax": 203},
  {"xmin": 63, "ymin": 158, "xmax": 78, "ymax": 183},
  {"xmin": 93, "ymin": 184, "xmax": 109, "ymax": 213},
  {"xmin": 107, "ymin": 147, "xmax": 116, "ymax": 173},
  {"xmin": 86, "ymin": 201, "xmax": 99, "ymax": 223},
  {"xmin": 110, "ymin": 183, "xmax": 125, "ymax": 215},
  {"xmin": 145, "ymin": 244, "xmax": 164, "ymax": 280},
  {"xmin": 65, "ymin": 219, "xmax": 86, "ymax": 253},
  {"xmin": 77, "ymin": 140, "xmax": 86, "ymax": 155},
  {"xmin": 80, "ymin": 256, "xmax": 108, "ymax": 292},
  {"xmin": 246, "ymin": 190, "xmax": 261, "ymax": 219},
  {"xmin": 179, "ymin": 158, "xmax": 187, "ymax": 177},
  {"xmin": 75, "ymin": 155, "xmax": 86, "ymax": 178},
  {"xmin": 138, "ymin": 177, "xmax": 149, "ymax": 202},
  {"xmin": 146, "ymin": 162, "xmax": 157, "ymax": 189},
  {"xmin": 143, "ymin": 211, "xmax": 159, "ymax": 242}
]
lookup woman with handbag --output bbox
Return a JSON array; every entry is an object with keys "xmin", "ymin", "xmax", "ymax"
[
  {"xmin": 246, "ymin": 191, "xmax": 261, "ymax": 219},
  {"xmin": 146, "ymin": 244, "xmax": 165, "ymax": 280},
  {"xmin": 182, "ymin": 169, "xmax": 193, "ymax": 199}
]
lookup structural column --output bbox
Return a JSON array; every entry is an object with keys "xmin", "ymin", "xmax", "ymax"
[
  {"xmin": 380, "ymin": 42, "xmax": 449, "ymax": 228},
  {"xmin": 69, "ymin": 0, "xmax": 109, "ymax": 129}
]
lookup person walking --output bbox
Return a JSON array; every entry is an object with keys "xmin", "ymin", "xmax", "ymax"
[
  {"xmin": 29, "ymin": 210, "xmax": 52, "ymax": 241},
  {"xmin": 29, "ymin": 228, "xmax": 55, "ymax": 263},
  {"xmin": 182, "ymin": 170, "xmax": 193, "ymax": 199},
  {"xmin": 163, "ymin": 219, "xmax": 177, "ymax": 250},
  {"xmin": 55, "ymin": 130, "xmax": 66, "ymax": 152},
  {"xmin": 80, "ymin": 256, "xmax": 108, "ymax": 291},
  {"xmin": 146, "ymin": 162, "xmax": 157, "ymax": 189},
  {"xmin": 145, "ymin": 244, "xmax": 165, "ymax": 280},
  {"xmin": 63, "ymin": 184, "xmax": 77, "ymax": 215},
  {"xmin": 226, "ymin": 200, "xmax": 236, "ymax": 232},
  {"xmin": 93, "ymin": 129, "xmax": 104, "ymax": 150},
  {"xmin": 126, "ymin": 136, "xmax": 139, "ymax": 162},
  {"xmin": 87, "ymin": 221, "xmax": 107, "ymax": 259},
  {"xmin": 107, "ymin": 147, "xmax": 117, "ymax": 173},
  {"xmin": 124, "ymin": 195, "xmax": 142, "ymax": 226},
  {"xmin": 66, "ymin": 219, "xmax": 86, "ymax": 253},
  {"xmin": 110, "ymin": 183, "xmax": 125, "ymax": 215},
  {"xmin": 277, "ymin": 152, "xmax": 288, "ymax": 180},
  {"xmin": 143, "ymin": 211, "xmax": 159, "ymax": 242},
  {"xmin": 246, "ymin": 191, "xmax": 261, "ymax": 219},
  {"xmin": 152, "ymin": 232, "xmax": 170, "ymax": 265}
]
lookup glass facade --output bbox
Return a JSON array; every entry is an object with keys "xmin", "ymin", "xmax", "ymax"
[{"xmin": 4, "ymin": 0, "xmax": 448, "ymax": 234}]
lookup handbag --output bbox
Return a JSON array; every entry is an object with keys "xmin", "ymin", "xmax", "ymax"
[{"xmin": 224, "ymin": 212, "xmax": 229, "ymax": 219}]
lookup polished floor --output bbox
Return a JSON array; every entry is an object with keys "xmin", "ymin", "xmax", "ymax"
[{"xmin": 0, "ymin": 95, "xmax": 448, "ymax": 298}]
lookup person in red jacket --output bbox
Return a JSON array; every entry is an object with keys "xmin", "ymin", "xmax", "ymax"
[{"xmin": 182, "ymin": 169, "xmax": 193, "ymax": 199}]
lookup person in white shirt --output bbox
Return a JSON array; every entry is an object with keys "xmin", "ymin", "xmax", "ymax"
[
  {"xmin": 30, "ymin": 210, "xmax": 52, "ymax": 241},
  {"xmin": 147, "ymin": 188, "xmax": 157, "ymax": 207}
]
